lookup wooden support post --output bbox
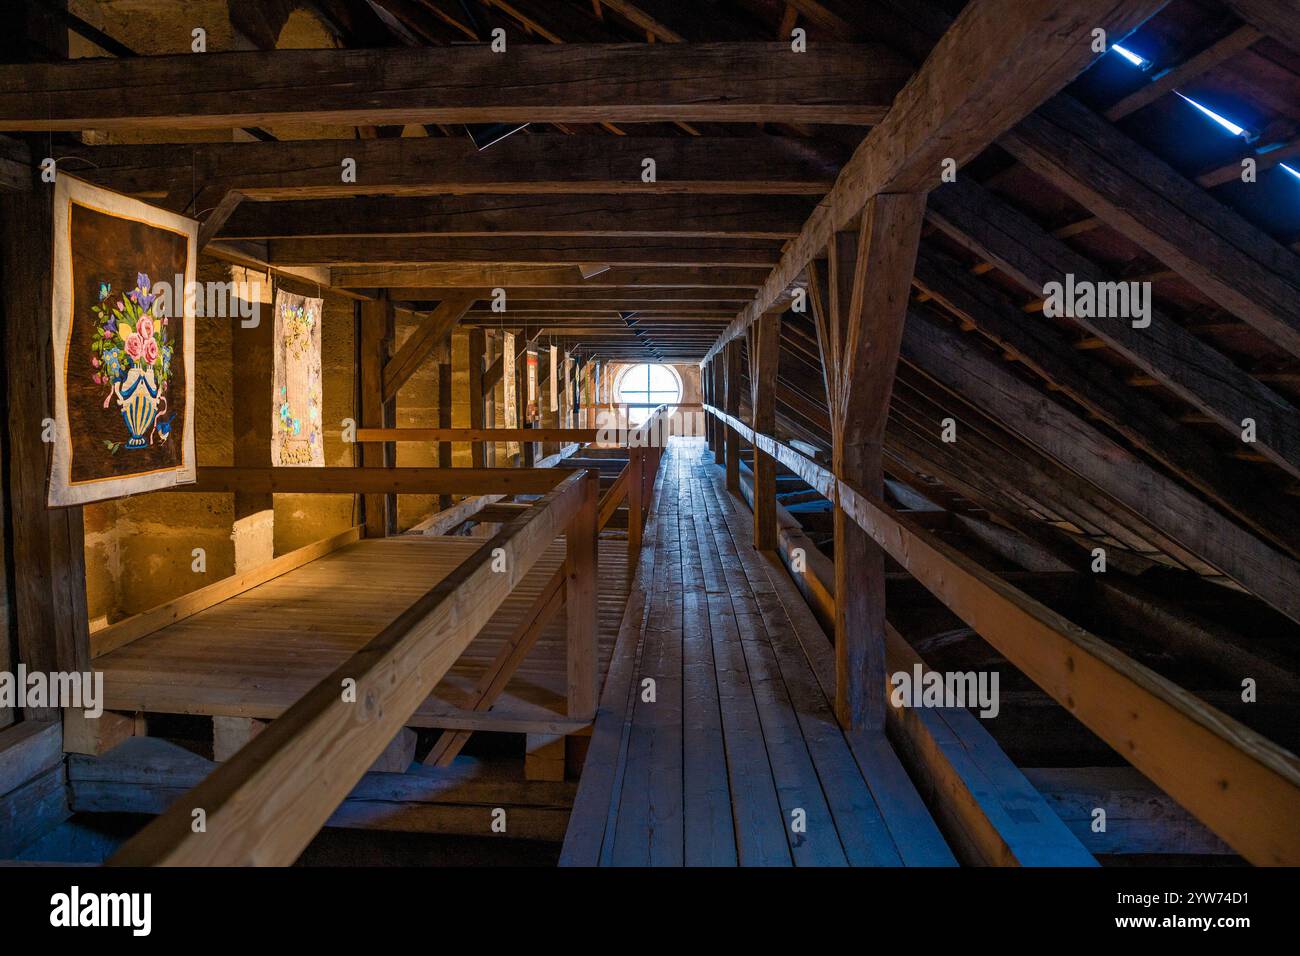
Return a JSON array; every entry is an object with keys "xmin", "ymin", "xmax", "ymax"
[
  {"xmin": 749, "ymin": 310, "xmax": 781, "ymax": 550},
  {"xmin": 359, "ymin": 292, "xmax": 396, "ymax": 536},
  {"xmin": 525, "ymin": 732, "xmax": 566, "ymax": 782},
  {"xmin": 213, "ymin": 715, "xmax": 267, "ymax": 762},
  {"xmin": 566, "ymin": 471, "xmax": 599, "ymax": 720},
  {"xmin": 435, "ymin": 339, "xmax": 453, "ymax": 511},
  {"xmin": 703, "ymin": 359, "xmax": 715, "ymax": 453},
  {"xmin": 231, "ymin": 267, "xmax": 274, "ymax": 569},
  {"xmin": 810, "ymin": 194, "xmax": 926, "ymax": 731},
  {"xmin": 711, "ymin": 358, "xmax": 726, "ymax": 464},
  {"xmin": 467, "ymin": 327, "xmax": 487, "ymax": 468},
  {"xmin": 63, "ymin": 708, "xmax": 134, "ymax": 756},
  {"xmin": 1, "ymin": 181, "xmax": 90, "ymax": 721},
  {"xmin": 368, "ymin": 726, "xmax": 416, "ymax": 773},
  {"xmin": 723, "ymin": 338, "xmax": 742, "ymax": 493},
  {"xmin": 627, "ymin": 447, "xmax": 644, "ymax": 577}
]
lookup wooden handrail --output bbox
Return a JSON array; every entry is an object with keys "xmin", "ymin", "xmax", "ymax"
[
  {"xmin": 108, "ymin": 471, "xmax": 593, "ymax": 866},
  {"xmin": 180, "ymin": 466, "xmax": 573, "ymax": 497},
  {"xmin": 703, "ymin": 404, "xmax": 1300, "ymax": 865},
  {"xmin": 356, "ymin": 427, "xmax": 602, "ymax": 444}
]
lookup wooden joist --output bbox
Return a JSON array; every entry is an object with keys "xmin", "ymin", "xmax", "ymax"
[
  {"xmin": 703, "ymin": 0, "xmax": 1168, "ymax": 362},
  {"xmin": 72, "ymin": 739, "xmax": 576, "ymax": 843},
  {"xmin": 706, "ymin": 405, "xmax": 1300, "ymax": 866},
  {"xmin": 270, "ymin": 236, "xmax": 784, "ymax": 267},
  {"xmin": 109, "ymin": 471, "xmax": 592, "ymax": 866},
  {"xmin": 65, "ymin": 136, "xmax": 844, "ymax": 202},
  {"xmin": 220, "ymin": 194, "xmax": 816, "ymax": 240},
  {"xmin": 333, "ymin": 265, "xmax": 769, "ymax": 290},
  {"xmin": 0, "ymin": 44, "xmax": 909, "ymax": 131},
  {"xmin": 181, "ymin": 466, "xmax": 571, "ymax": 497},
  {"xmin": 357, "ymin": 427, "xmax": 601, "ymax": 444}
]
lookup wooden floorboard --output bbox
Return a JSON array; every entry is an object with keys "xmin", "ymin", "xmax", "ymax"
[{"xmin": 561, "ymin": 438, "xmax": 954, "ymax": 866}]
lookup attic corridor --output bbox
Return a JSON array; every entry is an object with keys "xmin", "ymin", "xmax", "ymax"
[{"xmin": 562, "ymin": 438, "xmax": 952, "ymax": 866}]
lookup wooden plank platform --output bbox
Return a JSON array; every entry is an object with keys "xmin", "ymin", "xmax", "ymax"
[
  {"xmin": 95, "ymin": 531, "xmax": 629, "ymax": 733},
  {"xmin": 561, "ymin": 439, "xmax": 955, "ymax": 866}
]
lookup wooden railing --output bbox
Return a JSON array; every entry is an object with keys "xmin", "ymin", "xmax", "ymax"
[
  {"xmin": 704, "ymin": 404, "xmax": 1300, "ymax": 866},
  {"xmin": 107, "ymin": 466, "xmax": 599, "ymax": 866}
]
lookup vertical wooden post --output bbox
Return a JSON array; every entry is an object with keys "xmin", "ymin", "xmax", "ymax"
[
  {"xmin": 812, "ymin": 194, "xmax": 926, "ymax": 731},
  {"xmin": 359, "ymin": 291, "xmax": 395, "ymax": 537},
  {"xmin": 723, "ymin": 338, "xmax": 742, "ymax": 494},
  {"xmin": 711, "ymin": 358, "xmax": 726, "ymax": 464},
  {"xmin": 627, "ymin": 446, "xmax": 644, "ymax": 578},
  {"xmin": 231, "ymin": 268, "xmax": 274, "ymax": 568},
  {"xmin": 435, "ymin": 339, "xmax": 453, "ymax": 511},
  {"xmin": 566, "ymin": 470, "xmax": 599, "ymax": 720},
  {"xmin": 2, "ymin": 184, "xmax": 90, "ymax": 720},
  {"xmin": 467, "ymin": 327, "xmax": 486, "ymax": 468},
  {"xmin": 749, "ymin": 311, "xmax": 781, "ymax": 550}
]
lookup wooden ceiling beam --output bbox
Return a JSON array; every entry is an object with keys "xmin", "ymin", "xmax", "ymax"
[
  {"xmin": 703, "ymin": 0, "xmax": 1168, "ymax": 362},
  {"xmin": 267, "ymin": 236, "xmax": 783, "ymax": 267},
  {"xmin": 220, "ymin": 194, "xmax": 815, "ymax": 240},
  {"xmin": 60, "ymin": 136, "xmax": 844, "ymax": 201},
  {"xmin": 333, "ymin": 265, "xmax": 769, "ymax": 288},
  {"xmin": 1224, "ymin": 0, "xmax": 1300, "ymax": 55},
  {"xmin": 0, "ymin": 43, "xmax": 909, "ymax": 131}
]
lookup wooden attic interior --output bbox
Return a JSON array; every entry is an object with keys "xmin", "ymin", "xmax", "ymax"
[{"xmin": 0, "ymin": 0, "xmax": 1299, "ymax": 868}]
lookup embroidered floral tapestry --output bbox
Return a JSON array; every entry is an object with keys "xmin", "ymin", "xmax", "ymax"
[
  {"xmin": 49, "ymin": 175, "xmax": 197, "ymax": 506},
  {"xmin": 271, "ymin": 288, "xmax": 324, "ymax": 467}
]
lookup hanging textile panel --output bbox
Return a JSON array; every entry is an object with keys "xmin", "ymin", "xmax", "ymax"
[
  {"xmin": 49, "ymin": 175, "xmax": 197, "ymax": 506},
  {"xmin": 549, "ymin": 345, "xmax": 558, "ymax": 413},
  {"xmin": 502, "ymin": 332, "xmax": 519, "ymax": 458},
  {"xmin": 271, "ymin": 289, "xmax": 324, "ymax": 467}
]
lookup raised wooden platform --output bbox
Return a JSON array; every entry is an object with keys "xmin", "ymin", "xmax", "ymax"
[
  {"xmin": 561, "ymin": 439, "xmax": 955, "ymax": 866},
  {"xmin": 94, "ymin": 531, "xmax": 629, "ymax": 734}
]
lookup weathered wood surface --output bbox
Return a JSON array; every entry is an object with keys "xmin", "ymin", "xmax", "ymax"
[
  {"xmin": 0, "ymin": 44, "xmax": 909, "ymax": 130},
  {"xmin": 95, "ymin": 533, "xmax": 629, "ymax": 733},
  {"xmin": 560, "ymin": 439, "xmax": 955, "ymax": 866},
  {"xmin": 706, "ymin": 406, "xmax": 1300, "ymax": 866}
]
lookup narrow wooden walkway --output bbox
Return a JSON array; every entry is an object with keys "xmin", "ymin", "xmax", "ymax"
[{"xmin": 561, "ymin": 438, "xmax": 955, "ymax": 866}]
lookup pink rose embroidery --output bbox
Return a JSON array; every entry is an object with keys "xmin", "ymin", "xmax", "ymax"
[
  {"xmin": 143, "ymin": 337, "xmax": 159, "ymax": 364},
  {"xmin": 137, "ymin": 315, "xmax": 154, "ymax": 340},
  {"xmin": 125, "ymin": 333, "xmax": 144, "ymax": 360}
]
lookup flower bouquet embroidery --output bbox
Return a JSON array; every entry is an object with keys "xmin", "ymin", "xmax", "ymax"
[{"xmin": 90, "ymin": 272, "xmax": 175, "ymax": 452}]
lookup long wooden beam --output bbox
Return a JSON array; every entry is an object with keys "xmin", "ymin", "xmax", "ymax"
[
  {"xmin": 705, "ymin": 406, "xmax": 1300, "ymax": 865},
  {"xmin": 108, "ymin": 472, "xmax": 590, "ymax": 866},
  {"xmin": 62, "ymin": 136, "xmax": 844, "ymax": 201},
  {"xmin": 0, "ymin": 44, "xmax": 909, "ymax": 131},
  {"xmin": 334, "ymin": 265, "xmax": 769, "ymax": 289},
  {"xmin": 182, "ymin": 466, "xmax": 571, "ymax": 496},
  {"xmin": 269, "ymin": 236, "xmax": 783, "ymax": 267},
  {"xmin": 702, "ymin": 0, "xmax": 1168, "ymax": 362},
  {"xmin": 221, "ymin": 195, "xmax": 816, "ymax": 240},
  {"xmin": 356, "ymin": 428, "xmax": 601, "ymax": 444}
]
